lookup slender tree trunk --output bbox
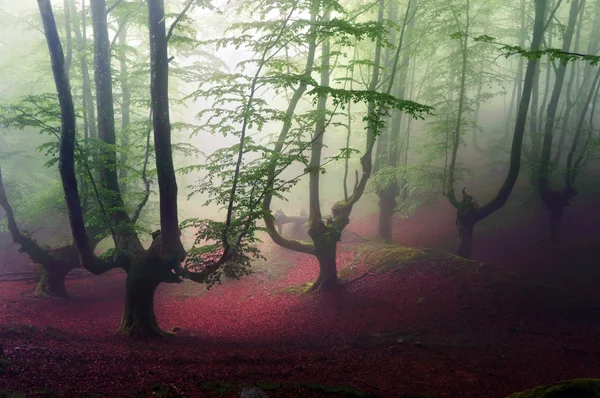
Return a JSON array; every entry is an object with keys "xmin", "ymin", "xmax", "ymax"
[
  {"xmin": 74, "ymin": 0, "xmax": 97, "ymax": 140},
  {"xmin": 443, "ymin": 0, "xmax": 546, "ymax": 258},
  {"xmin": 528, "ymin": 63, "xmax": 541, "ymax": 186},
  {"xmin": 537, "ymin": 0, "xmax": 582, "ymax": 241},
  {"xmin": 148, "ymin": 0, "xmax": 181, "ymax": 257},
  {"xmin": 90, "ymin": 0, "xmax": 141, "ymax": 254},
  {"xmin": 307, "ymin": 6, "xmax": 338, "ymax": 291},
  {"xmin": 63, "ymin": 0, "xmax": 73, "ymax": 76},
  {"xmin": 378, "ymin": 185, "xmax": 397, "ymax": 243},
  {"xmin": 118, "ymin": 22, "xmax": 131, "ymax": 194},
  {"xmin": 375, "ymin": 0, "xmax": 414, "ymax": 242}
]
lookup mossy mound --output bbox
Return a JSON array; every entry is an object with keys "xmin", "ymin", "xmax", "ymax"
[
  {"xmin": 341, "ymin": 243, "xmax": 593, "ymax": 313},
  {"xmin": 349, "ymin": 243, "xmax": 486, "ymax": 279},
  {"xmin": 506, "ymin": 379, "xmax": 600, "ymax": 397}
]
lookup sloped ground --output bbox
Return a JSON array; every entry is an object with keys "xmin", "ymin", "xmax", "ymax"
[
  {"xmin": 1, "ymin": 233, "xmax": 599, "ymax": 397},
  {"xmin": 507, "ymin": 379, "xmax": 600, "ymax": 398}
]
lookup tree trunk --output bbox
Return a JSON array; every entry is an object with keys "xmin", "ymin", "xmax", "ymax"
[
  {"xmin": 148, "ymin": 0, "xmax": 181, "ymax": 256},
  {"xmin": 377, "ymin": 184, "xmax": 397, "ymax": 243},
  {"xmin": 307, "ymin": 233, "xmax": 339, "ymax": 293},
  {"xmin": 118, "ymin": 236, "xmax": 183, "ymax": 337},
  {"xmin": 34, "ymin": 264, "xmax": 69, "ymax": 298},
  {"xmin": 118, "ymin": 21, "xmax": 131, "ymax": 194},
  {"xmin": 117, "ymin": 254, "xmax": 166, "ymax": 337},
  {"xmin": 456, "ymin": 217, "xmax": 474, "ymax": 258},
  {"xmin": 118, "ymin": 270, "xmax": 163, "ymax": 337}
]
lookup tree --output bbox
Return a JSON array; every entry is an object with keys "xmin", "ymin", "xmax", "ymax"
[
  {"xmin": 0, "ymin": 165, "xmax": 105, "ymax": 297},
  {"xmin": 183, "ymin": 0, "xmax": 429, "ymax": 292},
  {"xmin": 256, "ymin": 0, "xmax": 431, "ymax": 291},
  {"xmin": 35, "ymin": 0, "xmax": 259, "ymax": 337},
  {"xmin": 371, "ymin": 0, "xmax": 418, "ymax": 243},
  {"xmin": 535, "ymin": 0, "xmax": 597, "ymax": 241},
  {"xmin": 441, "ymin": 0, "xmax": 548, "ymax": 258}
]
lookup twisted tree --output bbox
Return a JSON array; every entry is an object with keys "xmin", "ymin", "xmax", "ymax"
[
  {"xmin": 0, "ymin": 165, "xmax": 105, "ymax": 298},
  {"xmin": 36, "ymin": 0, "xmax": 255, "ymax": 337}
]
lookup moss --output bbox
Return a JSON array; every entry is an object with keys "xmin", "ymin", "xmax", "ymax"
[
  {"xmin": 279, "ymin": 281, "xmax": 314, "ymax": 295},
  {"xmin": 506, "ymin": 379, "xmax": 600, "ymax": 397},
  {"xmin": 354, "ymin": 243, "xmax": 484, "ymax": 277},
  {"xmin": 0, "ymin": 392, "xmax": 27, "ymax": 398},
  {"xmin": 198, "ymin": 381, "xmax": 236, "ymax": 394},
  {"xmin": 256, "ymin": 382, "xmax": 281, "ymax": 390}
]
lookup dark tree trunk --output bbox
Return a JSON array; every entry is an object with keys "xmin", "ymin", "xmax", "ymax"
[
  {"xmin": 118, "ymin": 21, "xmax": 131, "ymax": 194},
  {"xmin": 456, "ymin": 217, "xmax": 474, "ymax": 258},
  {"xmin": 71, "ymin": 0, "xmax": 97, "ymax": 140},
  {"xmin": 307, "ymin": 231, "xmax": 339, "ymax": 293},
  {"xmin": 148, "ymin": 0, "xmax": 181, "ymax": 257},
  {"xmin": 118, "ymin": 235, "xmax": 183, "ymax": 337},
  {"xmin": 118, "ymin": 263, "xmax": 163, "ymax": 337},
  {"xmin": 377, "ymin": 184, "xmax": 397, "ymax": 243},
  {"xmin": 35, "ymin": 264, "xmax": 69, "ymax": 298}
]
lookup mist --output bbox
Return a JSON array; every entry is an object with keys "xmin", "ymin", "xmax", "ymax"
[{"xmin": 1, "ymin": 0, "xmax": 599, "ymax": 397}]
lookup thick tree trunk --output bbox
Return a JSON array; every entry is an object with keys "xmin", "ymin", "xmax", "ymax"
[
  {"xmin": 118, "ymin": 255, "xmax": 167, "ymax": 337},
  {"xmin": 307, "ymin": 235, "xmax": 339, "ymax": 293},
  {"xmin": 118, "ymin": 274, "xmax": 163, "ymax": 337},
  {"xmin": 118, "ymin": 232, "xmax": 184, "ymax": 337},
  {"xmin": 377, "ymin": 185, "xmax": 397, "ymax": 244},
  {"xmin": 456, "ymin": 218, "xmax": 474, "ymax": 258},
  {"xmin": 34, "ymin": 264, "xmax": 69, "ymax": 298}
]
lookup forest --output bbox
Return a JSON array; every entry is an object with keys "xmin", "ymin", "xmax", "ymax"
[{"xmin": 0, "ymin": 0, "xmax": 599, "ymax": 396}]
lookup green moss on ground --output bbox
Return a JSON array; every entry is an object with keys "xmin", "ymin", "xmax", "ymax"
[
  {"xmin": 279, "ymin": 281, "xmax": 314, "ymax": 295},
  {"xmin": 351, "ymin": 243, "xmax": 484, "ymax": 278},
  {"xmin": 506, "ymin": 379, "xmax": 600, "ymax": 397}
]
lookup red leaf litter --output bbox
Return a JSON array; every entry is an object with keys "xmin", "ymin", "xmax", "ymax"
[{"xmin": 1, "ymin": 216, "xmax": 600, "ymax": 397}]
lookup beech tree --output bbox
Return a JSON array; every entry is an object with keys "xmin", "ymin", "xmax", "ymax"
[
  {"xmin": 535, "ymin": 0, "xmax": 599, "ymax": 241},
  {"xmin": 188, "ymin": 0, "xmax": 431, "ymax": 292},
  {"xmin": 0, "ymin": 0, "xmax": 161, "ymax": 297},
  {"xmin": 440, "ymin": 0, "xmax": 548, "ymax": 258},
  {"xmin": 0, "ymin": 167, "xmax": 104, "ymax": 297},
  {"xmin": 33, "ymin": 0, "xmax": 261, "ymax": 337}
]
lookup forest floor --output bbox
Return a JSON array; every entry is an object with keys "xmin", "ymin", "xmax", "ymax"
[{"xmin": 1, "ymin": 193, "xmax": 600, "ymax": 397}]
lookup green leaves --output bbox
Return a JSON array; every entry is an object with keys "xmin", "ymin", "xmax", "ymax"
[{"xmin": 468, "ymin": 34, "xmax": 600, "ymax": 65}]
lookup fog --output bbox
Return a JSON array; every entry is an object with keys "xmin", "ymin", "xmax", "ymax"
[{"xmin": 0, "ymin": 0, "xmax": 599, "ymax": 397}]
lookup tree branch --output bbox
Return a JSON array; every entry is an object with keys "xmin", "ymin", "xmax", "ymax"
[
  {"xmin": 37, "ymin": 0, "xmax": 121, "ymax": 275},
  {"xmin": 0, "ymin": 165, "xmax": 55, "ymax": 265},
  {"xmin": 131, "ymin": 111, "xmax": 153, "ymax": 224},
  {"xmin": 165, "ymin": 0, "xmax": 195, "ymax": 43},
  {"xmin": 106, "ymin": 0, "xmax": 125, "ymax": 14}
]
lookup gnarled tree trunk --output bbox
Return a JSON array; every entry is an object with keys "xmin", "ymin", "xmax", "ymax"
[
  {"xmin": 307, "ymin": 223, "xmax": 340, "ymax": 293},
  {"xmin": 118, "ymin": 259, "xmax": 163, "ymax": 337},
  {"xmin": 35, "ymin": 264, "xmax": 70, "ymax": 298},
  {"xmin": 118, "ymin": 232, "xmax": 184, "ymax": 337}
]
